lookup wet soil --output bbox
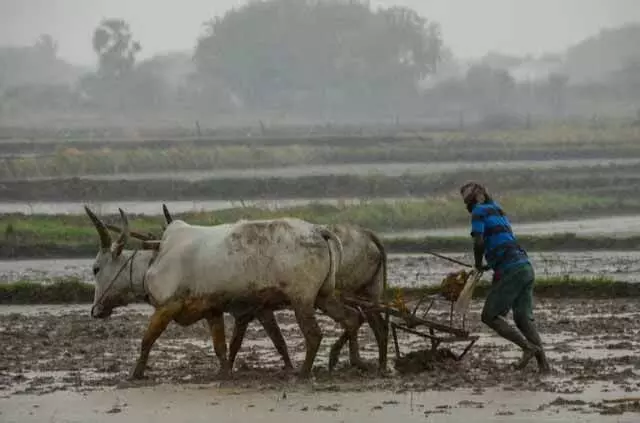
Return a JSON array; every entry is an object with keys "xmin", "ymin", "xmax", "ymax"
[{"xmin": 0, "ymin": 298, "xmax": 639, "ymax": 421}]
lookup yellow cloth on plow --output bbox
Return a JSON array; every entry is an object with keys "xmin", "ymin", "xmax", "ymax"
[{"xmin": 453, "ymin": 269, "xmax": 483, "ymax": 316}]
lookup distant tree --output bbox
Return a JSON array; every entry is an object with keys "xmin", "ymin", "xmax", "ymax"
[
  {"xmin": 194, "ymin": 0, "xmax": 442, "ymax": 115},
  {"xmin": 563, "ymin": 23, "xmax": 640, "ymax": 83},
  {"xmin": 92, "ymin": 18, "xmax": 141, "ymax": 79},
  {"xmin": 465, "ymin": 65, "xmax": 515, "ymax": 113},
  {"xmin": 82, "ymin": 18, "xmax": 144, "ymax": 110},
  {"xmin": 545, "ymin": 72, "xmax": 569, "ymax": 116}
]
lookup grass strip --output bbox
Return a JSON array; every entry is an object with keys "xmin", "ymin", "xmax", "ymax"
[{"xmin": 1, "ymin": 192, "xmax": 636, "ymax": 243}]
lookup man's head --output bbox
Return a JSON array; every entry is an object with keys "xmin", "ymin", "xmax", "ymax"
[{"xmin": 460, "ymin": 181, "xmax": 491, "ymax": 213}]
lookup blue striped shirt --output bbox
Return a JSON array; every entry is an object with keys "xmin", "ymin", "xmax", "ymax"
[{"xmin": 470, "ymin": 200, "xmax": 529, "ymax": 271}]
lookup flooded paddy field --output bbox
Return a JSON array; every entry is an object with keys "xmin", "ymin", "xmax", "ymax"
[
  {"xmin": 7, "ymin": 157, "xmax": 640, "ymax": 182},
  {"xmin": 0, "ymin": 197, "xmax": 400, "ymax": 215},
  {"xmin": 2, "ymin": 251, "xmax": 640, "ymax": 286},
  {"xmin": 1, "ymin": 298, "xmax": 640, "ymax": 422}
]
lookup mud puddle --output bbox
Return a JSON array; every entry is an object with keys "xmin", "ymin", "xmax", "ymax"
[{"xmin": 4, "ymin": 383, "xmax": 640, "ymax": 423}]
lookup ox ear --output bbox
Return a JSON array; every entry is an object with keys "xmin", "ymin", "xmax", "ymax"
[
  {"xmin": 111, "ymin": 208, "xmax": 130, "ymax": 259},
  {"xmin": 162, "ymin": 204, "xmax": 173, "ymax": 225},
  {"xmin": 84, "ymin": 205, "xmax": 112, "ymax": 250}
]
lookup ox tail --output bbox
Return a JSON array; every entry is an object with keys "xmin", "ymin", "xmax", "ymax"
[
  {"xmin": 319, "ymin": 228, "xmax": 343, "ymax": 297},
  {"xmin": 361, "ymin": 228, "xmax": 390, "ymax": 342},
  {"xmin": 361, "ymin": 228, "xmax": 388, "ymax": 298}
]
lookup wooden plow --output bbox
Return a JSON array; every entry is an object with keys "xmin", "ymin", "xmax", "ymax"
[{"xmin": 343, "ymin": 269, "xmax": 481, "ymax": 363}]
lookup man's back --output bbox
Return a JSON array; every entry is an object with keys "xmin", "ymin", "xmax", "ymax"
[{"xmin": 471, "ymin": 200, "xmax": 528, "ymax": 271}]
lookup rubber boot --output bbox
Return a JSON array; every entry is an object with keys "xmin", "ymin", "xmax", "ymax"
[
  {"xmin": 487, "ymin": 316, "xmax": 540, "ymax": 370},
  {"xmin": 516, "ymin": 318, "xmax": 551, "ymax": 373}
]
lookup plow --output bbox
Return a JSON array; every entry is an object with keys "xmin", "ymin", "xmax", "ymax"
[{"xmin": 344, "ymin": 267, "xmax": 482, "ymax": 366}]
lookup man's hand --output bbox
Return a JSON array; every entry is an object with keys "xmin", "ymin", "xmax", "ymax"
[{"xmin": 474, "ymin": 263, "xmax": 491, "ymax": 273}]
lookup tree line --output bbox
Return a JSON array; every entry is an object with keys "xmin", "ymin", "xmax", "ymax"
[{"xmin": 0, "ymin": 0, "xmax": 638, "ymax": 126}]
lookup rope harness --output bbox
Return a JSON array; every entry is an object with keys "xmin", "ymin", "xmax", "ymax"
[{"xmin": 92, "ymin": 249, "xmax": 139, "ymax": 312}]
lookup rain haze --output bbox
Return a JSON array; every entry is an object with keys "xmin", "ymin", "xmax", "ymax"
[
  {"xmin": 3, "ymin": 2, "xmax": 640, "ymax": 421},
  {"xmin": 1, "ymin": 0, "xmax": 639, "ymax": 64}
]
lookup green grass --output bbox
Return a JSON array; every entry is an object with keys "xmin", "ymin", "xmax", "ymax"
[
  {"xmin": 0, "ymin": 278, "xmax": 94, "ymax": 304},
  {"xmin": 0, "ymin": 192, "xmax": 634, "ymax": 246},
  {"xmin": 0, "ymin": 275, "xmax": 635, "ymax": 305}
]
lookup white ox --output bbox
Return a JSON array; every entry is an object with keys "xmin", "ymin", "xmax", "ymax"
[
  {"xmin": 159, "ymin": 206, "xmax": 389, "ymax": 372},
  {"xmin": 85, "ymin": 206, "xmax": 364, "ymax": 380}
]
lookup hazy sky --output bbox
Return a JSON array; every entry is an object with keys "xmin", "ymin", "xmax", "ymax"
[{"xmin": 1, "ymin": 0, "xmax": 639, "ymax": 65}]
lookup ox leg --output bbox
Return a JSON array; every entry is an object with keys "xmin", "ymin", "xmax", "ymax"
[
  {"xmin": 365, "ymin": 310, "xmax": 389, "ymax": 373},
  {"xmin": 293, "ymin": 303, "xmax": 322, "ymax": 379},
  {"xmin": 130, "ymin": 301, "xmax": 183, "ymax": 380},
  {"xmin": 328, "ymin": 313, "xmax": 364, "ymax": 371},
  {"xmin": 328, "ymin": 311, "xmax": 388, "ymax": 373},
  {"xmin": 206, "ymin": 312, "xmax": 231, "ymax": 379},
  {"xmin": 228, "ymin": 313, "xmax": 252, "ymax": 371},
  {"xmin": 317, "ymin": 296, "xmax": 368, "ymax": 371},
  {"xmin": 257, "ymin": 310, "xmax": 293, "ymax": 370}
]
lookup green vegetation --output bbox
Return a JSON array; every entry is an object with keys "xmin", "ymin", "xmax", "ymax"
[
  {"xmin": 0, "ymin": 278, "xmax": 94, "ymax": 304},
  {"xmin": 1, "ymin": 192, "xmax": 635, "ymax": 247},
  {"xmin": 0, "ymin": 276, "xmax": 634, "ymax": 305}
]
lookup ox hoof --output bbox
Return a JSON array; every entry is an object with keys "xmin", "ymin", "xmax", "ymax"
[
  {"xmin": 328, "ymin": 357, "xmax": 340, "ymax": 372},
  {"xmin": 328, "ymin": 346, "xmax": 342, "ymax": 372},
  {"xmin": 296, "ymin": 370, "xmax": 314, "ymax": 381},
  {"xmin": 282, "ymin": 364, "xmax": 295, "ymax": 373},
  {"xmin": 215, "ymin": 369, "xmax": 232, "ymax": 381},
  {"xmin": 128, "ymin": 367, "xmax": 147, "ymax": 381},
  {"xmin": 377, "ymin": 367, "xmax": 392, "ymax": 378}
]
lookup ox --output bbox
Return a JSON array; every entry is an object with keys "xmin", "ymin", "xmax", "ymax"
[
  {"xmin": 85, "ymin": 206, "xmax": 364, "ymax": 379},
  {"xmin": 229, "ymin": 224, "xmax": 389, "ymax": 372},
  {"xmin": 161, "ymin": 207, "xmax": 389, "ymax": 373}
]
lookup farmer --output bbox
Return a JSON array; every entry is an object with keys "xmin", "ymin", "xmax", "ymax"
[{"xmin": 460, "ymin": 181, "xmax": 550, "ymax": 373}]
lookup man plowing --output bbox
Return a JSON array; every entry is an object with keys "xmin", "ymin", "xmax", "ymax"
[{"xmin": 460, "ymin": 181, "xmax": 550, "ymax": 373}]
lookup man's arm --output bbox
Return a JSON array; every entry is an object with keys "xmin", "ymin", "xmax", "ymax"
[
  {"xmin": 472, "ymin": 233, "xmax": 485, "ymax": 269},
  {"xmin": 470, "ymin": 207, "xmax": 486, "ymax": 270}
]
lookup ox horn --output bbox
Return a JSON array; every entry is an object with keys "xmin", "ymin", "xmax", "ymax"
[
  {"xmin": 111, "ymin": 208, "xmax": 130, "ymax": 258},
  {"xmin": 84, "ymin": 205, "xmax": 112, "ymax": 249},
  {"xmin": 162, "ymin": 203, "xmax": 173, "ymax": 224}
]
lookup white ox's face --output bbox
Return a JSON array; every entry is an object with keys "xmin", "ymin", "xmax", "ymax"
[{"xmin": 84, "ymin": 206, "xmax": 134, "ymax": 319}]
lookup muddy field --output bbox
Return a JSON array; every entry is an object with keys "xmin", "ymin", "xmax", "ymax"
[
  {"xmin": 1, "ymin": 298, "xmax": 640, "ymax": 422},
  {"xmin": 0, "ymin": 197, "xmax": 401, "ymax": 215}
]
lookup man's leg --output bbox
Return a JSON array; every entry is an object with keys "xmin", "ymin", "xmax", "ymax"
[
  {"xmin": 481, "ymin": 264, "xmax": 540, "ymax": 368},
  {"xmin": 512, "ymin": 265, "xmax": 551, "ymax": 373}
]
